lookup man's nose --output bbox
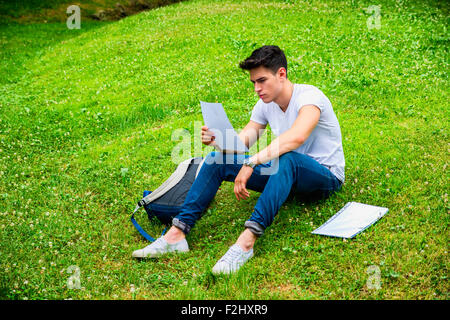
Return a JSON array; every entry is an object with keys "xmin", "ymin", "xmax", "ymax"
[{"xmin": 254, "ymin": 83, "xmax": 261, "ymax": 92}]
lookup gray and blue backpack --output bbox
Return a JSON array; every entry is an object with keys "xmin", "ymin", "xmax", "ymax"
[{"xmin": 130, "ymin": 156, "xmax": 205, "ymax": 242}]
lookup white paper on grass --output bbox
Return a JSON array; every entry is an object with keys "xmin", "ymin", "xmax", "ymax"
[
  {"xmin": 312, "ymin": 202, "xmax": 389, "ymax": 239},
  {"xmin": 200, "ymin": 101, "xmax": 249, "ymax": 154}
]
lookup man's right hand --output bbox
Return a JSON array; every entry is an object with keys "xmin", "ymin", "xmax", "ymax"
[{"xmin": 201, "ymin": 125, "xmax": 216, "ymax": 147}]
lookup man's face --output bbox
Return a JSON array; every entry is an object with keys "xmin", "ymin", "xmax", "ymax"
[{"xmin": 249, "ymin": 66, "xmax": 285, "ymax": 103}]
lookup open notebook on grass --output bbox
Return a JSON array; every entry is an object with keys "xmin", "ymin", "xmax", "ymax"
[
  {"xmin": 312, "ymin": 202, "xmax": 389, "ymax": 239},
  {"xmin": 200, "ymin": 101, "xmax": 249, "ymax": 154}
]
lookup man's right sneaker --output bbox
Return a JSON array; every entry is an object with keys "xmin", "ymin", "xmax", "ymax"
[{"xmin": 132, "ymin": 237, "xmax": 189, "ymax": 258}]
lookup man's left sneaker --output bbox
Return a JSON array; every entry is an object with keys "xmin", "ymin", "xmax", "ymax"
[
  {"xmin": 212, "ymin": 244, "xmax": 253, "ymax": 275},
  {"xmin": 132, "ymin": 237, "xmax": 189, "ymax": 258}
]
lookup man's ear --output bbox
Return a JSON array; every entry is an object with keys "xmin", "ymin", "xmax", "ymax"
[{"xmin": 277, "ymin": 67, "xmax": 287, "ymax": 80}]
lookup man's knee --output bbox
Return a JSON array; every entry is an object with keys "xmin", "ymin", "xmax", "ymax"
[
  {"xmin": 280, "ymin": 151, "xmax": 303, "ymax": 161},
  {"xmin": 276, "ymin": 152, "xmax": 303, "ymax": 170},
  {"xmin": 204, "ymin": 151, "xmax": 224, "ymax": 165},
  {"xmin": 204, "ymin": 151, "xmax": 242, "ymax": 166}
]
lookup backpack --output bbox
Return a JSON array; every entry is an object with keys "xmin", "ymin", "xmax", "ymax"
[{"xmin": 130, "ymin": 156, "xmax": 205, "ymax": 242}]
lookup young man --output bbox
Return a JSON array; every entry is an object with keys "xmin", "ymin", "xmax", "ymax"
[{"xmin": 132, "ymin": 45, "xmax": 345, "ymax": 274}]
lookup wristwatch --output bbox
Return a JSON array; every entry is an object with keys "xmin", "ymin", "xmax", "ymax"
[{"xmin": 243, "ymin": 157, "xmax": 257, "ymax": 169}]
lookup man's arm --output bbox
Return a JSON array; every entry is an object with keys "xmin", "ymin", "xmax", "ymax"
[
  {"xmin": 238, "ymin": 120, "xmax": 267, "ymax": 149},
  {"xmin": 250, "ymin": 105, "xmax": 320, "ymax": 165}
]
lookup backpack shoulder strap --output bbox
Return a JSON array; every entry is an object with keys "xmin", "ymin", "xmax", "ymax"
[{"xmin": 131, "ymin": 205, "xmax": 156, "ymax": 242}]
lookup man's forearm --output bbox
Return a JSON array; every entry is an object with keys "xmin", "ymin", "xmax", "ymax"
[
  {"xmin": 249, "ymin": 130, "xmax": 303, "ymax": 165},
  {"xmin": 238, "ymin": 127, "xmax": 261, "ymax": 149},
  {"xmin": 238, "ymin": 131, "xmax": 251, "ymax": 149}
]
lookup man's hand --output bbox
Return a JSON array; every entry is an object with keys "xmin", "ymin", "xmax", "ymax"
[
  {"xmin": 234, "ymin": 165, "xmax": 253, "ymax": 201},
  {"xmin": 201, "ymin": 125, "xmax": 216, "ymax": 147}
]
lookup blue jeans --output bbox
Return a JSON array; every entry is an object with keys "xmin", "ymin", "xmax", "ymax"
[{"xmin": 172, "ymin": 151, "xmax": 342, "ymax": 236}]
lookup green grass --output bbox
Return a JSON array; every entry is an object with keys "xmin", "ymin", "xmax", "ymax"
[{"xmin": 0, "ymin": 0, "xmax": 448, "ymax": 299}]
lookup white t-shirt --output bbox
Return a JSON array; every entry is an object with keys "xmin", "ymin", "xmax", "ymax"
[{"xmin": 250, "ymin": 83, "xmax": 345, "ymax": 183}]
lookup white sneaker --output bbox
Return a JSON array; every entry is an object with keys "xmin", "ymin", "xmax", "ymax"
[
  {"xmin": 212, "ymin": 244, "xmax": 253, "ymax": 275},
  {"xmin": 132, "ymin": 237, "xmax": 189, "ymax": 258}
]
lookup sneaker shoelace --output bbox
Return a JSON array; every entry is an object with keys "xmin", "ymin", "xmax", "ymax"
[
  {"xmin": 220, "ymin": 246, "xmax": 244, "ymax": 265},
  {"xmin": 145, "ymin": 237, "xmax": 166, "ymax": 251}
]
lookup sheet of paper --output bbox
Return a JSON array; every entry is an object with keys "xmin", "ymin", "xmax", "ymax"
[
  {"xmin": 200, "ymin": 101, "xmax": 249, "ymax": 154},
  {"xmin": 311, "ymin": 202, "xmax": 389, "ymax": 239}
]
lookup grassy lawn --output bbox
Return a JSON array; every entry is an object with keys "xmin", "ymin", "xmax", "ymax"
[{"xmin": 0, "ymin": 0, "xmax": 448, "ymax": 300}]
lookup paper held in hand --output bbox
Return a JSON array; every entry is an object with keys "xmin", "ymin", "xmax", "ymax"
[
  {"xmin": 312, "ymin": 202, "xmax": 389, "ymax": 239},
  {"xmin": 200, "ymin": 101, "xmax": 249, "ymax": 154}
]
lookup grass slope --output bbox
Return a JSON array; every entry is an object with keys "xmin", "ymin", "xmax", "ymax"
[{"xmin": 0, "ymin": 0, "xmax": 448, "ymax": 299}]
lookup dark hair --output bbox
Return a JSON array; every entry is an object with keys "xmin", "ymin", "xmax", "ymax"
[{"xmin": 239, "ymin": 45, "xmax": 288, "ymax": 78}]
